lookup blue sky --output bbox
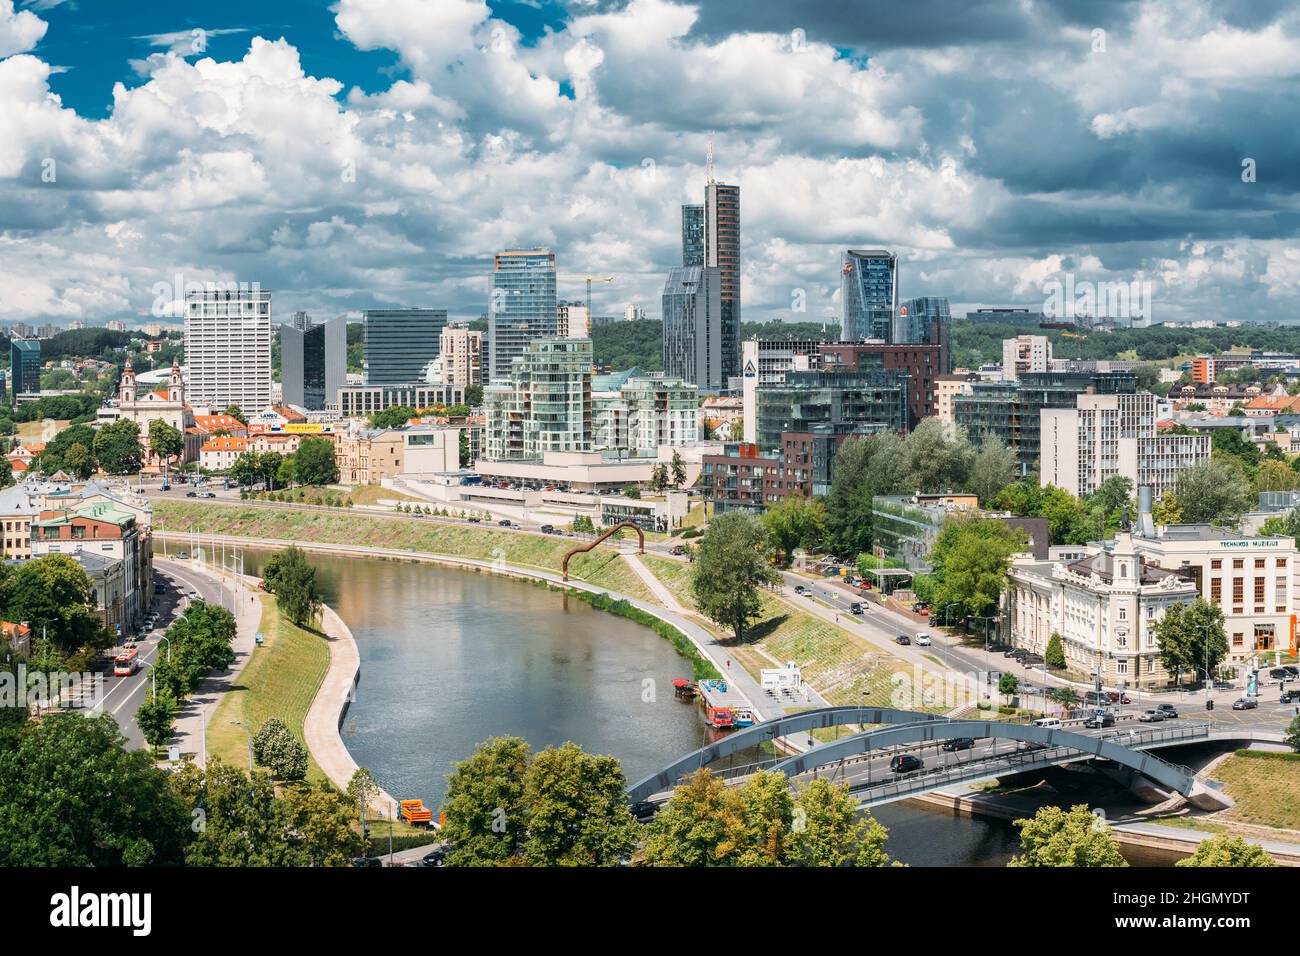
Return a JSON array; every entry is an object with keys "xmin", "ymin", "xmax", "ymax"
[{"xmin": 1, "ymin": 0, "xmax": 1298, "ymax": 327}]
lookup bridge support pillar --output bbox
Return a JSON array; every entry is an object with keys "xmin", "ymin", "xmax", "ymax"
[{"xmin": 1186, "ymin": 780, "xmax": 1234, "ymax": 812}]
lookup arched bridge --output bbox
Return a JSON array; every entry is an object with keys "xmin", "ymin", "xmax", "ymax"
[{"xmin": 628, "ymin": 707, "xmax": 1228, "ymax": 811}]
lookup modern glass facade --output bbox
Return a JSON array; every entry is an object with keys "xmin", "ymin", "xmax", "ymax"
[
  {"xmin": 953, "ymin": 370, "xmax": 1137, "ymax": 476},
  {"xmin": 9, "ymin": 338, "xmax": 40, "ymax": 399},
  {"xmin": 681, "ymin": 204, "xmax": 705, "ymax": 267},
  {"xmin": 705, "ymin": 183, "xmax": 741, "ymax": 383},
  {"xmin": 841, "ymin": 249, "xmax": 897, "ymax": 342},
  {"xmin": 754, "ymin": 369, "xmax": 909, "ymax": 451},
  {"xmin": 489, "ymin": 248, "xmax": 557, "ymax": 382},
  {"xmin": 897, "ymin": 296, "xmax": 952, "ymax": 347},
  {"xmin": 662, "ymin": 266, "xmax": 722, "ymax": 389},
  {"xmin": 363, "ymin": 308, "xmax": 447, "ymax": 386},
  {"xmin": 281, "ymin": 315, "xmax": 346, "ymax": 410}
]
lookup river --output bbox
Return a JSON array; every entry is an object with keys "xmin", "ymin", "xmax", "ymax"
[{"xmin": 238, "ymin": 548, "xmax": 1041, "ymax": 865}]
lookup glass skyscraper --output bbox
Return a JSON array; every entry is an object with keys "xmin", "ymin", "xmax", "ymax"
[
  {"xmin": 681, "ymin": 204, "xmax": 705, "ymax": 267},
  {"xmin": 363, "ymin": 308, "xmax": 448, "ymax": 386},
  {"xmin": 706, "ymin": 183, "xmax": 741, "ymax": 383},
  {"xmin": 282, "ymin": 314, "xmax": 346, "ymax": 409},
  {"xmin": 662, "ymin": 266, "xmax": 722, "ymax": 390},
  {"xmin": 841, "ymin": 249, "xmax": 898, "ymax": 341},
  {"xmin": 897, "ymin": 296, "xmax": 952, "ymax": 346},
  {"xmin": 9, "ymin": 338, "xmax": 39, "ymax": 400},
  {"xmin": 489, "ymin": 247, "xmax": 557, "ymax": 382}
]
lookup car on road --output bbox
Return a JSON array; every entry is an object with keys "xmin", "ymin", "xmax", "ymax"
[
  {"xmin": 670, "ymin": 545, "xmax": 688, "ymax": 556},
  {"xmin": 497, "ymin": 519, "xmax": 512, "ymax": 527},
  {"xmin": 202, "ymin": 491, "xmax": 216, "ymax": 498},
  {"xmin": 889, "ymin": 754, "xmax": 923, "ymax": 773},
  {"xmin": 1281, "ymin": 689, "xmax": 1300, "ymax": 704},
  {"xmin": 1105, "ymin": 691, "xmax": 1132, "ymax": 705},
  {"xmin": 911, "ymin": 603, "xmax": 930, "ymax": 615},
  {"xmin": 185, "ymin": 491, "xmax": 197, "ymax": 498},
  {"xmin": 350, "ymin": 856, "xmax": 383, "ymax": 867},
  {"xmin": 941, "ymin": 737, "xmax": 975, "ymax": 752},
  {"xmin": 913, "ymin": 633, "xmax": 931, "ymax": 646},
  {"xmin": 1033, "ymin": 717, "xmax": 1063, "ymax": 729},
  {"xmin": 895, "ymin": 634, "xmax": 911, "ymax": 646},
  {"xmin": 1232, "ymin": 697, "xmax": 1258, "ymax": 710},
  {"xmin": 1083, "ymin": 712, "xmax": 1115, "ymax": 729},
  {"xmin": 629, "ymin": 801, "xmax": 659, "ymax": 824},
  {"xmin": 466, "ymin": 516, "xmax": 481, "ymax": 523},
  {"xmin": 849, "ymin": 602, "xmax": 864, "ymax": 615},
  {"xmin": 1155, "ymin": 703, "xmax": 1179, "ymax": 718},
  {"xmin": 793, "ymin": 585, "xmax": 808, "ymax": 595},
  {"xmin": 540, "ymin": 524, "xmax": 555, "ymax": 534},
  {"xmin": 176, "ymin": 551, "xmax": 189, "ymax": 559},
  {"xmin": 1137, "ymin": 710, "xmax": 1165, "ymax": 723}
]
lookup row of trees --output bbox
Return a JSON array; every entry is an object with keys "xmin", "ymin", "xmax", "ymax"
[
  {"xmin": 229, "ymin": 436, "xmax": 338, "ymax": 489},
  {"xmin": 261, "ymin": 546, "xmax": 323, "ymax": 627},
  {"xmin": 0, "ymin": 554, "xmax": 106, "ymax": 663},
  {"xmin": 438, "ymin": 737, "xmax": 892, "ymax": 867},
  {"xmin": 136, "ymin": 600, "xmax": 239, "ymax": 750}
]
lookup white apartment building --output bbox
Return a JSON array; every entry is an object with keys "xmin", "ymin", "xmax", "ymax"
[
  {"xmin": 1001, "ymin": 335, "xmax": 1052, "ymax": 382},
  {"xmin": 439, "ymin": 326, "xmax": 483, "ymax": 388},
  {"xmin": 1007, "ymin": 532, "xmax": 1199, "ymax": 688},
  {"xmin": 484, "ymin": 339, "xmax": 593, "ymax": 460},
  {"xmin": 1040, "ymin": 392, "xmax": 1209, "ymax": 498},
  {"xmin": 594, "ymin": 374, "xmax": 699, "ymax": 458},
  {"xmin": 557, "ymin": 303, "xmax": 591, "ymax": 339},
  {"xmin": 184, "ymin": 288, "xmax": 273, "ymax": 412}
]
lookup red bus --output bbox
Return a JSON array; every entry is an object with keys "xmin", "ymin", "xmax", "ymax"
[{"xmin": 113, "ymin": 648, "xmax": 140, "ymax": 677}]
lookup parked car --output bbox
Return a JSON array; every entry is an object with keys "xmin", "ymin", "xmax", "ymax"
[
  {"xmin": 1232, "ymin": 697, "xmax": 1258, "ymax": 710},
  {"xmin": 895, "ymin": 634, "xmax": 911, "ymax": 646},
  {"xmin": 350, "ymin": 856, "xmax": 383, "ymax": 867},
  {"xmin": 1105, "ymin": 691, "xmax": 1132, "ymax": 705},
  {"xmin": 941, "ymin": 737, "xmax": 975, "ymax": 752},
  {"xmin": 913, "ymin": 633, "xmax": 931, "ymax": 646},
  {"xmin": 1155, "ymin": 703, "xmax": 1179, "ymax": 718},
  {"xmin": 629, "ymin": 801, "xmax": 659, "ymax": 824},
  {"xmin": 1286, "ymin": 666, "xmax": 1300, "ymax": 681},
  {"xmin": 1137, "ymin": 710, "xmax": 1165, "ymax": 723},
  {"xmin": 1083, "ymin": 712, "xmax": 1115, "ymax": 729},
  {"xmin": 889, "ymin": 754, "xmax": 923, "ymax": 773},
  {"xmin": 176, "ymin": 551, "xmax": 189, "ymax": 559}
]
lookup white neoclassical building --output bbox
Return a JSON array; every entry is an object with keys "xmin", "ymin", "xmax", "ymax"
[{"xmin": 1006, "ymin": 532, "xmax": 1199, "ymax": 688}]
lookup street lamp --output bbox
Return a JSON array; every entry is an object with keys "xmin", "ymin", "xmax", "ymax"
[{"xmin": 1201, "ymin": 623, "xmax": 1214, "ymax": 711}]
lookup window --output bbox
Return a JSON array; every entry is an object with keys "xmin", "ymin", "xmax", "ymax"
[
  {"xmin": 1233, "ymin": 632, "xmax": 1244, "ymax": 647},
  {"xmin": 1211, "ymin": 579, "xmax": 1221, "ymax": 604},
  {"xmin": 1233, "ymin": 578, "xmax": 1244, "ymax": 604},
  {"xmin": 1255, "ymin": 558, "xmax": 1266, "ymax": 569},
  {"xmin": 1233, "ymin": 559, "xmax": 1244, "ymax": 569},
  {"xmin": 1255, "ymin": 577, "xmax": 1266, "ymax": 605},
  {"xmin": 1210, "ymin": 559, "xmax": 1222, "ymax": 570}
]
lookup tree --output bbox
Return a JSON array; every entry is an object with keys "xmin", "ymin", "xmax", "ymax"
[
  {"xmin": 369, "ymin": 405, "xmax": 418, "ymax": 429},
  {"xmin": 1255, "ymin": 459, "xmax": 1296, "ymax": 494},
  {"xmin": 1175, "ymin": 833, "xmax": 1275, "ymax": 867},
  {"xmin": 1045, "ymin": 631, "xmax": 1066, "ymax": 669},
  {"xmin": 295, "ymin": 436, "xmax": 339, "ymax": 486},
  {"xmin": 1008, "ymin": 804, "xmax": 1128, "ymax": 867},
  {"xmin": 670, "ymin": 450, "xmax": 687, "ymax": 488},
  {"xmin": 905, "ymin": 418, "xmax": 975, "ymax": 494},
  {"xmin": 1153, "ymin": 490, "xmax": 1183, "ymax": 525},
  {"xmin": 276, "ymin": 455, "xmax": 297, "ymax": 488},
  {"xmin": 927, "ymin": 516, "xmax": 1023, "ymax": 622},
  {"xmin": 136, "ymin": 688, "xmax": 177, "ymax": 753},
  {"xmin": 520, "ymin": 742, "xmax": 639, "ymax": 866},
  {"xmin": 148, "ymin": 418, "xmax": 184, "ymax": 465},
  {"xmin": 1152, "ymin": 598, "xmax": 1228, "ymax": 687},
  {"xmin": 1284, "ymin": 715, "xmax": 1300, "ymax": 753},
  {"xmin": 229, "ymin": 452, "xmax": 261, "ymax": 488},
  {"xmin": 691, "ymin": 511, "xmax": 780, "ymax": 643},
  {"xmin": 786, "ymin": 778, "xmax": 893, "ymax": 867},
  {"xmin": 967, "ymin": 437, "xmax": 1016, "ymax": 506},
  {"xmin": 638, "ymin": 769, "xmax": 756, "ymax": 867},
  {"xmin": 1175, "ymin": 458, "xmax": 1253, "ymax": 524},
  {"xmin": 172, "ymin": 759, "xmax": 305, "ymax": 866},
  {"xmin": 998, "ymin": 672, "xmax": 1020, "ymax": 698},
  {"xmin": 464, "ymin": 384, "xmax": 483, "ymax": 407},
  {"xmin": 92, "ymin": 418, "xmax": 143, "ymax": 474},
  {"xmin": 1, "ymin": 554, "xmax": 104, "ymax": 654},
  {"xmin": 0, "ymin": 458, "xmax": 11, "ymax": 490},
  {"xmin": 1211, "ymin": 427, "xmax": 1261, "ymax": 468},
  {"xmin": 0, "ymin": 713, "xmax": 189, "ymax": 866},
  {"xmin": 252, "ymin": 717, "xmax": 308, "ymax": 781},
  {"xmin": 760, "ymin": 495, "xmax": 827, "ymax": 567},
  {"xmin": 62, "ymin": 442, "xmax": 94, "ymax": 480},
  {"xmin": 441, "ymin": 736, "xmax": 532, "ymax": 866},
  {"xmin": 649, "ymin": 463, "xmax": 668, "ymax": 492},
  {"xmin": 261, "ymin": 546, "xmax": 321, "ymax": 627},
  {"xmin": 281, "ymin": 780, "xmax": 367, "ymax": 865},
  {"xmin": 224, "ymin": 404, "xmax": 247, "ymax": 425},
  {"xmin": 825, "ymin": 432, "xmax": 909, "ymax": 558},
  {"xmin": 35, "ymin": 422, "xmax": 96, "ymax": 474}
]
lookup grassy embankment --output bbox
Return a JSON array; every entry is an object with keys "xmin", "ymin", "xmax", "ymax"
[
  {"xmin": 153, "ymin": 499, "xmax": 652, "ymax": 601},
  {"xmin": 640, "ymin": 555, "xmax": 934, "ymax": 712},
  {"xmin": 246, "ymin": 484, "xmax": 424, "ymax": 507}
]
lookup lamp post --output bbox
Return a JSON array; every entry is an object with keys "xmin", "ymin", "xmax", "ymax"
[{"xmin": 1202, "ymin": 623, "xmax": 1214, "ymax": 711}]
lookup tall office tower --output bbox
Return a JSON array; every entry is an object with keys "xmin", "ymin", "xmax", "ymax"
[
  {"xmin": 681, "ymin": 203, "xmax": 705, "ymax": 267},
  {"xmin": 841, "ymin": 249, "xmax": 898, "ymax": 342},
  {"xmin": 185, "ymin": 287, "xmax": 273, "ymax": 411},
  {"xmin": 363, "ymin": 308, "xmax": 448, "ymax": 386},
  {"xmin": 897, "ymin": 296, "xmax": 952, "ymax": 347},
  {"xmin": 488, "ymin": 247, "xmax": 557, "ymax": 382},
  {"xmin": 705, "ymin": 183, "xmax": 741, "ymax": 382},
  {"xmin": 662, "ymin": 266, "xmax": 722, "ymax": 390},
  {"xmin": 8, "ymin": 338, "xmax": 39, "ymax": 400},
  {"xmin": 281, "ymin": 315, "xmax": 346, "ymax": 410},
  {"xmin": 439, "ymin": 326, "xmax": 483, "ymax": 387},
  {"xmin": 557, "ymin": 301, "xmax": 591, "ymax": 338}
]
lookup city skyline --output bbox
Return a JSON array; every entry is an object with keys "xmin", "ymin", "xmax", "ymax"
[{"xmin": 1, "ymin": 0, "xmax": 1296, "ymax": 330}]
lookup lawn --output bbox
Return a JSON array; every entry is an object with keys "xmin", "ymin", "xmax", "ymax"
[
  {"xmin": 346, "ymin": 484, "xmax": 423, "ymax": 506},
  {"xmin": 1213, "ymin": 750, "xmax": 1300, "ymax": 831},
  {"xmin": 154, "ymin": 500, "xmax": 653, "ymax": 601},
  {"xmin": 206, "ymin": 593, "xmax": 331, "ymax": 783},
  {"xmin": 16, "ymin": 418, "xmax": 68, "ymax": 442}
]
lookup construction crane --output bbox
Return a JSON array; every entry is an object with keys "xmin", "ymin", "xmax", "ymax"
[{"xmin": 558, "ymin": 274, "xmax": 614, "ymax": 315}]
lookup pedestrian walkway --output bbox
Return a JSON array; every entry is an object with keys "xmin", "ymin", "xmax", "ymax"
[{"xmin": 622, "ymin": 551, "xmax": 689, "ymax": 615}]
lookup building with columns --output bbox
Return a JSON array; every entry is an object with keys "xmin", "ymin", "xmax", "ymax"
[{"xmin": 114, "ymin": 358, "xmax": 200, "ymax": 469}]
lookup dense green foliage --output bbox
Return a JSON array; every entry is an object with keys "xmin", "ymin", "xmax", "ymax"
[
  {"xmin": 261, "ymin": 546, "xmax": 322, "ymax": 627},
  {"xmin": 1152, "ymin": 598, "xmax": 1229, "ymax": 685},
  {"xmin": 691, "ymin": 511, "xmax": 781, "ymax": 642},
  {"xmin": 1008, "ymin": 804, "xmax": 1128, "ymax": 867},
  {"xmin": 252, "ymin": 716, "xmax": 309, "ymax": 781},
  {"xmin": 761, "ymin": 495, "xmax": 827, "ymax": 567},
  {"xmin": 1175, "ymin": 833, "xmax": 1276, "ymax": 867},
  {"xmin": 294, "ymin": 436, "xmax": 339, "ymax": 485},
  {"xmin": 0, "ymin": 554, "xmax": 104, "ymax": 657},
  {"xmin": 926, "ymin": 516, "xmax": 1025, "ymax": 623}
]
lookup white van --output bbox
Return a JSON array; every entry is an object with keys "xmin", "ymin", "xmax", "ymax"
[
  {"xmin": 913, "ymin": 633, "xmax": 931, "ymax": 646},
  {"xmin": 1033, "ymin": 717, "xmax": 1063, "ymax": 729}
]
